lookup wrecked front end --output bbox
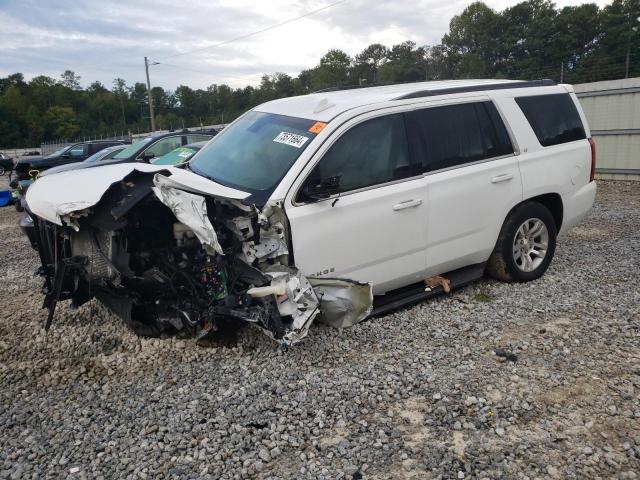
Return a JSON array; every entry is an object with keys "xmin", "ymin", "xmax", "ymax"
[{"xmin": 28, "ymin": 166, "xmax": 371, "ymax": 345}]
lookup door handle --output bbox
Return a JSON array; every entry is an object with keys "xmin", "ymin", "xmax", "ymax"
[
  {"xmin": 392, "ymin": 199, "xmax": 422, "ymax": 211},
  {"xmin": 491, "ymin": 173, "xmax": 514, "ymax": 183}
]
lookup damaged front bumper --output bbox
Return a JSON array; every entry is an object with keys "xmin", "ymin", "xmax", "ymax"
[{"xmin": 26, "ymin": 164, "xmax": 372, "ymax": 345}]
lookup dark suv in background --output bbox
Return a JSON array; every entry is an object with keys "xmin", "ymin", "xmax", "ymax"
[
  {"xmin": 11, "ymin": 139, "xmax": 127, "ymax": 184},
  {"xmin": 43, "ymin": 129, "xmax": 218, "ymax": 175}
]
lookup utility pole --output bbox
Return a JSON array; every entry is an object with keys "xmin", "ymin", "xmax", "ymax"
[
  {"xmin": 144, "ymin": 56, "xmax": 156, "ymax": 132},
  {"xmin": 560, "ymin": 62, "xmax": 564, "ymax": 83}
]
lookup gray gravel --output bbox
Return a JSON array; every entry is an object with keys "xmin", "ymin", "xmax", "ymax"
[{"xmin": 1, "ymin": 179, "xmax": 639, "ymax": 479}]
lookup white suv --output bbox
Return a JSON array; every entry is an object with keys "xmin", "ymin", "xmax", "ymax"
[{"xmin": 26, "ymin": 79, "xmax": 596, "ymax": 343}]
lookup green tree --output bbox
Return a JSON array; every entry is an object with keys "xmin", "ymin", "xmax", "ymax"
[
  {"xmin": 60, "ymin": 70, "xmax": 82, "ymax": 90},
  {"xmin": 442, "ymin": 2, "xmax": 503, "ymax": 77},
  {"xmin": 43, "ymin": 106, "xmax": 79, "ymax": 140},
  {"xmin": 310, "ymin": 49, "xmax": 353, "ymax": 90},
  {"xmin": 378, "ymin": 41, "xmax": 426, "ymax": 83},
  {"xmin": 354, "ymin": 44, "xmax": 389, "ymax": 84}
]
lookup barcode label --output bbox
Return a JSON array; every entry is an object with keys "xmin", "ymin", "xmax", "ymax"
[{"xmin": 273, "ymin": 131, "xmax": 309, "ymax": 148}]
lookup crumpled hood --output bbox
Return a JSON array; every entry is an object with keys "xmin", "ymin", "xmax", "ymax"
[{"xmin": 26, "ymin": 163, "xmax": 250, "ymax": 225}]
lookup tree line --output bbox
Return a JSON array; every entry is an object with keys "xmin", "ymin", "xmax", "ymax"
[{"xmin": 0, "ymin": 0, "xmax": 638, "ymax": 148}]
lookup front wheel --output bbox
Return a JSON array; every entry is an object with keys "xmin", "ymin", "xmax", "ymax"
[
  {"xmin": 487, "ymin": 202, "xmax": 557, "ymax": 282},
  {"xmin": 0, "ymin": 167, "xmax": 5, "ymax": 176}
]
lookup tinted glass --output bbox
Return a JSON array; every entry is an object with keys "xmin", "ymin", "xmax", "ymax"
[
  {"xmin": 68, "ymin": 144, "xmax": 88, "ymax": 157},
  {"xmin": 145, "ymin": 136, "xmax": 183, "ymax": 158},
  {"xmin": 406, "ymin": 101, "xmax": 513, "ymax": 173},
  {"xmin": 515, "ymin": 93, "xmax": 586, "ymax": 147},
  {"xmin": 113, "ymin": 137, "xmax": 153, "ymax": 159},
  {"xmin": 151, "ymin": 146, "xmax": 198, "ymax": 165},
  {"xmin": 102, "ymin": 146, "xmax": 125, "ymax": 160},
  {"xmin": 186, "ymin": 134, "xmax": 212, "ymax": 143},
  {"xmin": 84, "ymin": 145, "xmax": 126, "ymax": 163},
  {"xmin": 190, "ymin": 111, "xmax": 318, "ymax": 192},
  {"xmin": 309, "ymin": 113, "xmax": 411, "ymax": 194}
]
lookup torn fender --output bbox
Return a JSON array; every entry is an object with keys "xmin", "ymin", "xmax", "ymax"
[
  {"xmin": 309, "ymin": 278, "xmax": 373, "ymax": 328},
  {"xmin": 152, "ymin": 175, "xmax": 224, "ymax": 256},
  {"xmin": 248, "ymin": 270, "xmax": 373, "ymax": 344},
  {"xmin": 25, "ymin": 163, "xmax": 250, "ymax": 225}
]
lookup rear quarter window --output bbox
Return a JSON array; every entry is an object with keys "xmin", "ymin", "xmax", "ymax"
[
  {"xmin": 406, "ymin": 101, "xmax": 513, "ymax": 173},
  {"xmin": 515, "ymin": 93, "xmax": 586, "ymax": 147}
]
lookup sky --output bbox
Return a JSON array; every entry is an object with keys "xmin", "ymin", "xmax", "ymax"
[{"xmin": 0, "ymin": 0, "xmax": 611, "ymax": 91}]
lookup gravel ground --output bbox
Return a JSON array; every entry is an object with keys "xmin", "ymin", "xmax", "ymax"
[{"xmin": 0, "ymin": 178, "xmax": 639, "ymax": 480}]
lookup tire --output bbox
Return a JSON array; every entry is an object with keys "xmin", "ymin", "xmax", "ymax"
[
  {"xmin": 0, "ymin": 167, "xmax": 5, "ymax": 176},
  {"xmin": 487, "ymin": 201, "xmax": 557, "ymax": 282}
]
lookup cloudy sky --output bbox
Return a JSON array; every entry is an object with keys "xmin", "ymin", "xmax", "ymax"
[{"xmin": 0, "ymin": 0, "xmax": 609, "ymax": 91}]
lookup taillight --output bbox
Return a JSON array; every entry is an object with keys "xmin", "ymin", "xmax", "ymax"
[{"xmin": 588, "ymin": 138, "xmax": 596, "ymax": 182}]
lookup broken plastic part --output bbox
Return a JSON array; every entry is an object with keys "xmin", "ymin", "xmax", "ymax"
[
  {"xmin": 152, "ymin": 175, "xmax": 224, "ymax": 256},
  {"xmin": 308, "ymin": 278, "xmax": 373, "ymax": 328}
]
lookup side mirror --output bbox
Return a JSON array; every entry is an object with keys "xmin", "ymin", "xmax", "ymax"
[
  {"xmin": 302, "ymin": 175, "xmax": 341, "ymax": 201},
  {"xmin": 139, "ymin": 151, "xmax": 155, "ymax": 162},
  {"xmin": 61, "ymin": 153, "xmax": 71, "ymax": 159}
]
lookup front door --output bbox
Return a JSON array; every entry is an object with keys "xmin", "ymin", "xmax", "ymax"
[{"xmin": 285, "ymin": 112, "xmax": 428, "ymax": 294}]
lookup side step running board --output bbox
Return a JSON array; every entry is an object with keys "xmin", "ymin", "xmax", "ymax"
[{"xmin": 369, "ymin": 263, "xmax": 486, "ymax": 318}]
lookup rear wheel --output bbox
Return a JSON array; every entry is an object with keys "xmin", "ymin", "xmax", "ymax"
[
  {"xmin": 487, "ymin": 202, "xmax": 557, "ymax": 282},
  {"xmin": 0, "ymin": 166, "xmax": 5, "ymax": 176}
]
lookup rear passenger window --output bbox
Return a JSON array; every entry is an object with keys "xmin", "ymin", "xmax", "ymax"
[
  {"xmin": 406, "ymin": 101, "xmax": 513, "ymax": 173},
  {"xmin": 310, "ymin": 113, "xmax": 412, "ymax": 194},
  {"xmin": 515, "ymin": 93, "xmax": 586, "ymax": 147}
]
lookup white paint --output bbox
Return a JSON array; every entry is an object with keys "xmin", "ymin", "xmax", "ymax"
[{"xmin": 25, "ymin": 163, "xmax": 249, "ymax": 225}]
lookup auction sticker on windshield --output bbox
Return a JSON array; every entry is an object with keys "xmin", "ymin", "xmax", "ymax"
[{"xmin": 273, "ymin": 132, "xmax": 309, "ymax": 148}]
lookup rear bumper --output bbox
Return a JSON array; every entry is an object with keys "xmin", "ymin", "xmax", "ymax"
[{"xmin": 560, "ymin": 181, "xmax": 597, "ymax": 235}]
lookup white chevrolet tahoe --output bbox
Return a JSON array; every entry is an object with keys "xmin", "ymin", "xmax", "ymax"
[{"xmin": 26, "ymin": 79, "xmax": 596, "ymax": 344}]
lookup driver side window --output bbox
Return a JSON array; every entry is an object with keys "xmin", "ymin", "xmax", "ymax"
[
  {"xmin": 144, "ymin": 136, "xmax": 183, "ymax": 158},
  {"xmin": 68, "ymin": 144, "xmax": 88, "ymax": 157},
  {"xmin": 304, "ymin": 113, "xmax": 411, "ymax": 197}
]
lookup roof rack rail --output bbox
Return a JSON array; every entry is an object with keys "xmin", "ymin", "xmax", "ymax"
[
  {"xmin": 312, "ymin": 84, "xmax": 371, "ymax": 94},
  {"xmin": 312, "ymin": 79, "xmax": 424, "ymax": 94},
  {"xmin": 393, "ymin": 79, "xmax": 557, "ymax": 100}
]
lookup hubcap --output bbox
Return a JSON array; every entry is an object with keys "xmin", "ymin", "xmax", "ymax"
[{"xmin": 512, "ymin": 218, "xmax": 549, "ymax": 272}]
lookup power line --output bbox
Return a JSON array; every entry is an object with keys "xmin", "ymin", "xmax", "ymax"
[{"xmin": 155, "ymin": 0, "xmax": 350, "ymax": 61}]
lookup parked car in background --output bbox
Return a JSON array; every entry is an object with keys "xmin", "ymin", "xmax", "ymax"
[
  {"xmin": 24, "ymin": 79, "xmax": 596, "ymax": 345},
  {"xmin": 29, "ymin": 130, "xmax": 217, "ymax": 177},
  {"xmin": 11, "ymin": 140, "xmax": 127, "ymax": 184},
  {"xmin": 0, "ymin": 153, "xmax": 14, "ymax": 175},
  {"xmin": 150, "ymin": 141, "xmax": 208, "ymax": 166},
  {"xmin": 10, "ymin": 140, "xmax": 128, "ymax": 212},
  {"xmin": 40, "ymin": 144, "xmax": 128, "ymax": 177}
]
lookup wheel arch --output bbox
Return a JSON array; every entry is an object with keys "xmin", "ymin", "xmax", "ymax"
[
  {"xmin": 497, "ymin": 193, "xmax": 564, "ymax": 246},
  {"xmin": 521, "ymin": 192, "xmax": 563, "ymax": 231}
]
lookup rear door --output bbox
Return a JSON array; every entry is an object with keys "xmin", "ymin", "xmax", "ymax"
[
  {"xmin": 285, "ymin": 111, "xmax": 429, "ymax": 294},
  {"xmin": 405, "ymin": 99, "xmax": 523, "ymax": 276}
]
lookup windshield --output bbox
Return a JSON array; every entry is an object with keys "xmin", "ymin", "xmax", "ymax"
[
  {"xmin": 113, "ymin": 137, "xmax": 153, "ymax": 159},
  {"xmin": 151, "ymin": 146, "xmax": 198, "ymax": 166},
  {"xmin": 84, "ymin": 145, "xmax": 125, "ymax": 163},
  {"xmin": 190, "ymin": 111, "xmax": 319, "ymax": 192},
  {"xmin": 45, "ymin": 146, "xmax": 70, "ymax": 158}
]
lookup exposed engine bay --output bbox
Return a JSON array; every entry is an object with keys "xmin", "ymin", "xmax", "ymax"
[{"xmin": 29, "ymin": 167, "xmax": 372, "ymax": 345}]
